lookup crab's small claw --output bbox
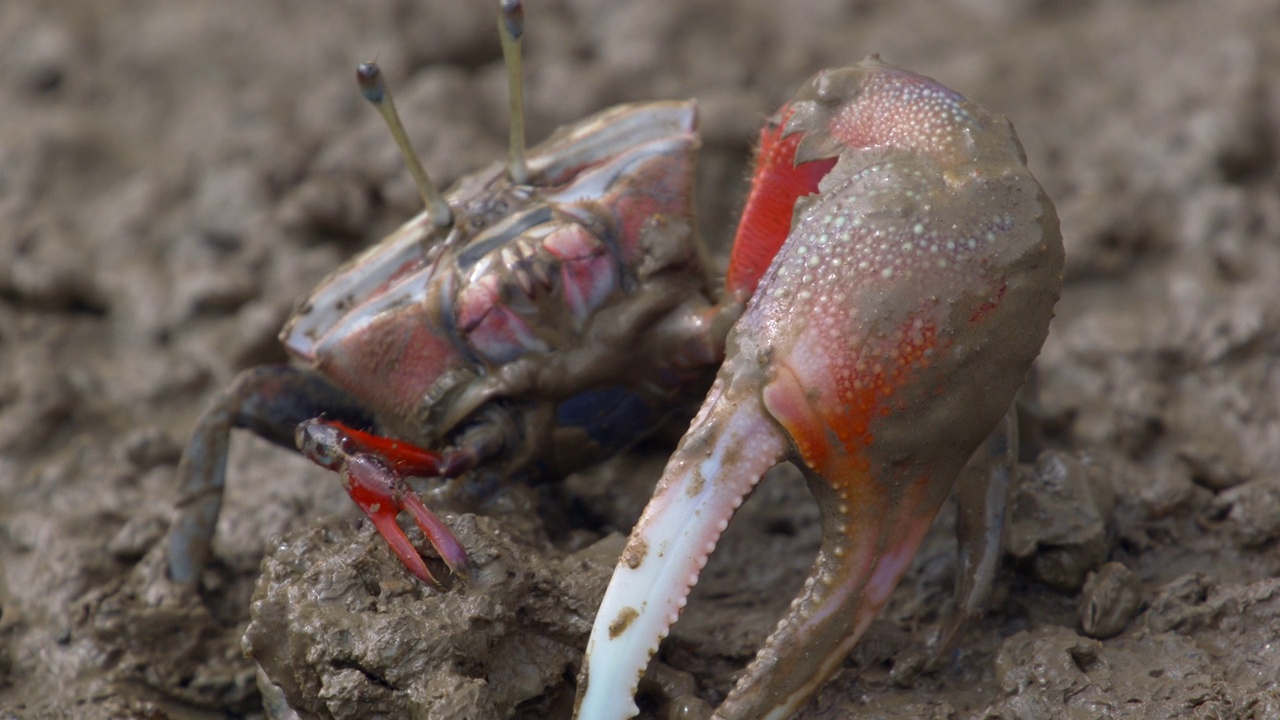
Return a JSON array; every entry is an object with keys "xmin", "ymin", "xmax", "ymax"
[
  {"xmin": 575, "ymin": 58, "xmax": 1063, "ymax": 719},
  {"xmin": 297, "ymin": 419, "xmax": 471, "ymax": 587}
]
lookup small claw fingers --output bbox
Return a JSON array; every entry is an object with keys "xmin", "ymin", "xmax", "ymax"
[
  {"xmin": 361, "ymin": 493, "xmax": 444, "ymax": 588},
  {"xmin": 298, "ymin": 418, "xmax": 471, "ymax": 587},
  {"xmin": 400, "ymin": 492, "xmax": 472, "ymax": 580},
  {"xmin": 342, "ymin": 453, "xmax": 446, "ymax": 588}
]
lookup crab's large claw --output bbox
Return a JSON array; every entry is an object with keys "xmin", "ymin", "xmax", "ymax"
[{"xmin": 576, "ymin": 58, "xmax": 1063, "ymax": 719}]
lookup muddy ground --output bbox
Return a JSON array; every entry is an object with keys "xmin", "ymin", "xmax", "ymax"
[{"xmin": 3, "ymin": 0, "xmax": 1280, "ymax": 718}]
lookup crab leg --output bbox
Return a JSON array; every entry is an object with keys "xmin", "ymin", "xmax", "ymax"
[
  {"xmin": 576, "ymin": 58, "xmax": 1062, "ymax": 719},
  {"xmin": 168, "ymin": 365, "xmax": 375, "ymax": 584},
  {"xmin": 933, "ymin": 404, "xmax": 1018, "ymax": 662}
]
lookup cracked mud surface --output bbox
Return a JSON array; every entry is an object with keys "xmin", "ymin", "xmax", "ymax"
[{"xmin": 3, "ymin": 0, "xmax": 1279, "ymax": 718}]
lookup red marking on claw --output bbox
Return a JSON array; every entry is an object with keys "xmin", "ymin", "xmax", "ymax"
[
  {"xmin": 727, "ymin": 110, "xmax": 838, "ymax": 301},
  {"xmin": 969, "ymin": 281, "xmax": 1008, "ymax": 324}
]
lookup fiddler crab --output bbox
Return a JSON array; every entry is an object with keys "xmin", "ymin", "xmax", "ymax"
[{"xmin": 165, "ymin": 1, "xmax": 1062, "ymax": 718}]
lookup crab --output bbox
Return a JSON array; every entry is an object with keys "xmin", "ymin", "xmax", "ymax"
[
  {"xmin": 163, "ymin": 1, "xmax": 1062, "ymax": 717},
  {"xmin": 165, "ymin": 1, "xmax": 748, "ymax": 588}
]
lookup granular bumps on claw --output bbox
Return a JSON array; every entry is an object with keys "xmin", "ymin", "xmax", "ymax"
[{"xmin": 747, "ymin": 57, "xmax": 1062, "ymax": 469}]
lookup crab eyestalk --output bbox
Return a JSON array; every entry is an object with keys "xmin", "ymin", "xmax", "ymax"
[
  {"xmin": 356, "ymin": 62, "xmax": 453, "ymax": 228},
  {"xmin": 498, "ymin": 0, "xmax": 529, "ymax": 184}
]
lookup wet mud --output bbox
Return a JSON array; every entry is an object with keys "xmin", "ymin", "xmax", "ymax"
[{"xmin": 3, "ymin": 1, "xmax": 1279, "ymax": 718}]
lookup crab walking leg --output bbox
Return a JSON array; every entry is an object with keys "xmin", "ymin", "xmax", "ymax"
[
  {"xmin": 576, "ymin": 370, "xmax": 789, "ymax": 719},
  {"xmin": 168, "ymin": 365, "xmax": 374, "ymax": 583},
  {"xmin": 932, "ymin": 405, "xmax": 1019, "ymax": 663}
]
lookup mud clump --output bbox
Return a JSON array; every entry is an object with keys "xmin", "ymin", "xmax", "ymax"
[
  {"xmin": 1006, "ymin": 451, "xmax": 1114, "ymax": 592},
  {"xmin": 990, "ymin": 576, "xmax": 1280, "ymax": 719},
  {"xmin": 245, "ymin": 511, "xmax": 621, "ymax": 719},
  {"xmin": 1078, "ymin": 561, "xmax": 1142, "ymax": 640}
]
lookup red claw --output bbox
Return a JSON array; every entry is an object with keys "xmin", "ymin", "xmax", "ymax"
[
  {"xmin": 316, "ymin": 419, "xmax": 448, "ymax": 477},
  {"xmin": 296, "ymin": 419, "xmax": 471, "ymax": 587},
  {"xmin": 726, "ymin": 109, "xmax": 838, "ymax": 303}
]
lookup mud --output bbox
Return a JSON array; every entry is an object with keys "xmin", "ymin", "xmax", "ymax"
[{"xmin": 2, "ymin": 1, "xmax": 1279, "ymax": 719}]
